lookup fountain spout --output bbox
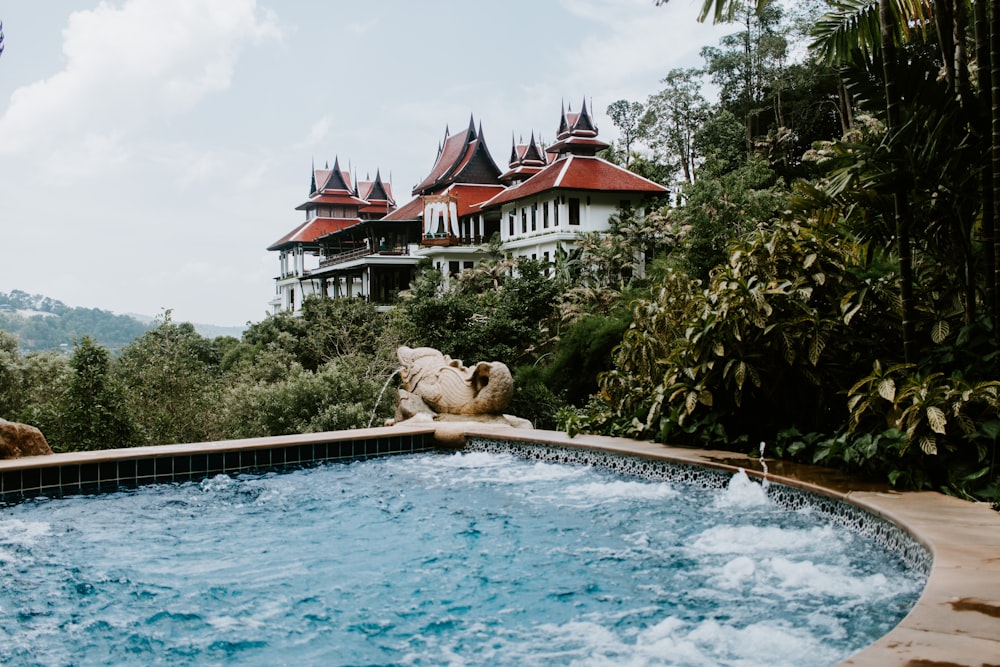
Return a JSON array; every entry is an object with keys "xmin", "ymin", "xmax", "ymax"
[
  {"xmin": 368, "ymin": 367, "xmax": 404, "ymax": 428},
  {"xmin": 759, "ymin": 441, "xmax": 770, "ymax": 491}
]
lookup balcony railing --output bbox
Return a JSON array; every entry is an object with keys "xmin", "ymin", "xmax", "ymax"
[
  {"xmin": 318, "ymin": 245, "xmax": 410, "ymax": 269},
  {"xmin": 421, "ymin": 234, "xmax": 484, "ymax": 247}
]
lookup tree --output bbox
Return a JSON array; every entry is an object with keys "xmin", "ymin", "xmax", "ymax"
[
  {"xmin": 655, "ymin": 0, "xmax": 773, "ymax": 24},
  {"xmin": 115, "ymin": 313, "xmax": 223, "ymax": 445},
  {"xmin": 811, "ymin": 0, "xmax": 933, "ymax": 363},
  {"xmin": 699, "ymin": 1, "xmax": 788, "ymax": 151},
  {"xmin": 0, "ymin": 330, "xmax": 69, "ymax": 438},
  {"xmin": 60, "ymin": 336, "xmax": 137, "ymax": 451},
  {"xmin": 606, "ymin": 99, "xmax": 646, "ymax": 166},
  {"xmin": 643, "ymin": 68, "xmax": 711, "ymax": 185},
  {"xmin": 400, "ymin": 257, "xmax": 558, "ymax": 367}
]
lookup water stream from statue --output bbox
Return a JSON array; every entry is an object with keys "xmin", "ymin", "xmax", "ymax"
[{"xmin": 368, "ymin": 367, "xmax": 403, "ymax": 428}]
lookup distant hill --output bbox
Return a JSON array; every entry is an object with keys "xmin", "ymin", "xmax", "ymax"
[
  {"xmin": 124, "ymin": 313, "xmax": 245, "ymax": 341},
  {"xmin": 0, "ymin": 290, "xmax": 245, "ymax": 353}
]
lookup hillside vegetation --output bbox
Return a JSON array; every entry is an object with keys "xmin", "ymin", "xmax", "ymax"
[
  {"xmin": 3, "ymin": 1, "xmax": 1000, "ymax": 505},
  {"xmin": 0, "ymin": 290, "xmax": 151, "ymax": 353}
]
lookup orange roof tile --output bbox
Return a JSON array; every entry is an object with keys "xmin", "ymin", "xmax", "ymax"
[
  {"xmin": 267, "ymin": 217, "xmax": 358, "ymax": 250},
  {"xmin": 479, "ymin": 155, "xmax": 667, "ymax": 209},
  {"xmin": 382, "ymin": 196, "xmax": 423, "ymax": 221}
]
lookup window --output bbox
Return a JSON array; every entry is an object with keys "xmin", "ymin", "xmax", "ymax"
[
  {"xmin": 531, "ymin": 203, "xmax": 537, "ymax": 231},
  {"xmin": 620, "ymin": 199, "xmax": 632, "ymax": 212},
  {"xmin": 569, "ymin": 198, "xmax": 580, "ymax": 225},
  {"xmin": 554, "ymin": 201, "xmax": 560, "ymax": 226},
  {"xmin": 464, "ymin": 261, "xmax": 474, "ymax": 270},
  {"xmin": 449, "ymin": 261, "xmax": 460, "ymax": 276},
  {"xmin": 543, "ymin": 202, "xmax": 549, "ymax": 228},
  {"xmin": 521, "ymin": 209, "xmax": 527, "ymax": 234},
  {"xmin": 508, "ymin": 210, "xmax": 515, "ymax": 236}
]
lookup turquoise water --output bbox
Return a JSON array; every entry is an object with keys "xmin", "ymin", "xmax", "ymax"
[{"xmin": 0, "ymin": 451, "xmax": 924, "ymax": 666}]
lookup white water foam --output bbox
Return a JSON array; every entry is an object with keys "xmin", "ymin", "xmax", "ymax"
[
  {"xmin": 480, "ymin": 615, "xmax": 843, "ymax": 667},
  {"xmin": 398, "ymin": 451, "xmax": 590, "ymax": 487},
  {"xmin": 690, "ymin": 524, "xmax": 841, "ymax": 555},
  {"xmin": 716, "ymin": 468, "xmax": 770, "ymax": 508},
  {"xmin": 545, "ymin": 480, "xmax": 679, "ymax": 508}
]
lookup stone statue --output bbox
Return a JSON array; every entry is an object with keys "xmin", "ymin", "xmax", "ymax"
[{"xmin": 392, "ymin": 346, "xmax": 531, "ymax": 428}]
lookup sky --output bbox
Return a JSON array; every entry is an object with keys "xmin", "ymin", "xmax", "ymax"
[{"xmin": 0, "ymin": 0, "xmax": 731, "ymax": 328}]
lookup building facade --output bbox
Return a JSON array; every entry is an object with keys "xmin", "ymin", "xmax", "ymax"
[{"xmin": 267, "ymin": 100, "xmax": 668, "ymax": 313}]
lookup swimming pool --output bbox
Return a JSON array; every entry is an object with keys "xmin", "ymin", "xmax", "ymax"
[{"xmin": 0, "ymin": 449, "xmax": 925, "ymax": 666}]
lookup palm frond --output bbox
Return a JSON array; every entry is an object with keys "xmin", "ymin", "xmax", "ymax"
[{"xmin": 811, "ymin": 0, "xmax": 932, "ymax": 65}]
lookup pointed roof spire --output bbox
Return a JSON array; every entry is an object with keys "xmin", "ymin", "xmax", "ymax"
[
  {"xmin": 573, "ymin": 97, "xmax": 598, "ymax": 137},
  {"xmin": 412, "ymin": 115, "xmax": 502, "ymax": 195},
  {"xmin": 522, "ymin": 132, "xmax": 546, "ymax": 166},
  {"xmin": 320, "ymin": 156, "xmax": 353, "ymax": 192},
  {"xmin": 509, "ymin": 132, "xmax": 520, "ymax": 167},
  {"xmin": 367, "ymin": 169, "xmax": 392, "ymax": 203},
  {"xmin": 557, "ymin": 100, "xmax": 571, "ymax": 139},
  {"xmin": 310, "ymin": 158, "xmax": 317, "ymax": 194}
]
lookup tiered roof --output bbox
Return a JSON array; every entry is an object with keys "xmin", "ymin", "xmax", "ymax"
[
  {"xmin": 547, "ymin": 99, "xmax": 610, "ymax": 156},
  {"xmin": 411, "ymin": 116, "xmax": 502, "ymax": 195},
  {"xmin": 357, "ymin": 171, "xmax": 395, "ymax": 216},
  {"xmin": 480, "ymin": 99, "xmax": 667, "ymax": 209},
  {"xmin": 500, "ymin": 133, "xmax": 548, "ymax": 184},
  {"xmin": 480, "ymin": 154, "xmax": 668, "ymax": 209},
  {"xmin": 268, "ymin": 158, "xmax": 394, "ymax": 251}
]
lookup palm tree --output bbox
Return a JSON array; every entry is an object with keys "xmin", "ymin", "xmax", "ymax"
[
  {"xmin": 654, "ymin": 0, "xmax": 772, "ymax": 24},
  {"xmin": 662, "ymin": 0, "xmax": 926, "ymax": 361}
]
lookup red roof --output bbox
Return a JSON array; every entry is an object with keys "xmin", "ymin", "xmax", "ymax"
[
  {"xmin": 411, "ymin": 118, "xmax": 502, "ymax": 195},
  {"xmin": 267, "ymin": 217, "xmax": 357, "ymax": 251},
  {"xmin": 382, "ymin": 184, "xmax": 506, "ymax": 222},
  {"xmin": 446, "ymin": 183, "xmax": 507, "ymax": 217},
  {"xmin": 360, "ymin": 201, "xmax": 395, "ymax": 216},
  {"xmin": 546, "ymin": 135, "xmax": 610, "ymax": 155},
  {"xmin": 382, "ymin": 196, "xmax": 423, "ymax": 221},
  {"xmin": 499, "ymin": 164, "xmax": 546, "ymax": 183},
  {"xmin": 479, "ymin": 155, "xmax": 668, "ymax": 209},
  {"xmin": 295, "ymin": 192, "xmax": 369, "ymax": 210},
  {"xmin": 357, "ymin": 172, "xmax": 394, "ymax": 205},
  {"xmin": 412, "ymin": 125, "xmax": 475, "ymax": 194}
]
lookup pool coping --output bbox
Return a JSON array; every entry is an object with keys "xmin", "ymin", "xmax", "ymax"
[{"xmin": 2, "ymin": 422, "xmax": 998, "ymax": 667}]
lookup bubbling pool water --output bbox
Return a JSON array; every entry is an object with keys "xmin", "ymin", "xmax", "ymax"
[{"xmin": 0, "ymin": 451, "xmax": 925, "ymax": 666}]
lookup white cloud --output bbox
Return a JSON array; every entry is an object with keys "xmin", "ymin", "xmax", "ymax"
[
  {"xmin": 296, "ymin": 114, "xmax": 334, "ymax": 149},
  {"xmin": 558, "ymin": 0, "xmax": 730, "ymax": 94},
  {"xmin": 346, "ymin": 17, "xmax": 381, "ymax": 36},
  {"xmin": 0, "ymin": 0, "xmax": 280, "ymax": 163}
]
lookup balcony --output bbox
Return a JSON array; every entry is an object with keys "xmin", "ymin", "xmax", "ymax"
[
  {"xmin": 421, "ymin": 234, "xmax": 483, "ymax": 247},
  {"xmin": 318, "ymin": 244, "xmax": 411, "ymax": 269}
]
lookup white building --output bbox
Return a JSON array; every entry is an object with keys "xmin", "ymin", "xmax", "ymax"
[{"xmin": 267, "ymin": 100, "xmax": 668, "ymax": 312}]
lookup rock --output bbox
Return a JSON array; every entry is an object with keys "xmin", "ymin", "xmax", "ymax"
[{"xmin": 0, "ymin": 418, "xmax": 54, "ymax": 459}]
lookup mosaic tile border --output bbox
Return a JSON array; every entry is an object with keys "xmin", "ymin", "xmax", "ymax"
[
  {"xmin": 0, "ymin": 433, "xmax": 434, "ymax": 504},
  {"xmin": 467, "ymin": 436, "xmax": 933, "ymax": 574}
]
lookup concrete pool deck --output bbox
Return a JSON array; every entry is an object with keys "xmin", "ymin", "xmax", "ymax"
[{"xmin": 2, "ymin": 422, "xmax": 998, "ymax": 667}]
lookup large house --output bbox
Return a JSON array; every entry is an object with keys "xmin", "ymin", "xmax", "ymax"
[{"xmin": 267, "ymin": 100, "xmax": 668, "ymax": 314}]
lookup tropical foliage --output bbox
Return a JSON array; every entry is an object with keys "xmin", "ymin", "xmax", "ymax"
[{"xmin": 4, "ymin": 0, "xmax": 1000, "ymax": 503}]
